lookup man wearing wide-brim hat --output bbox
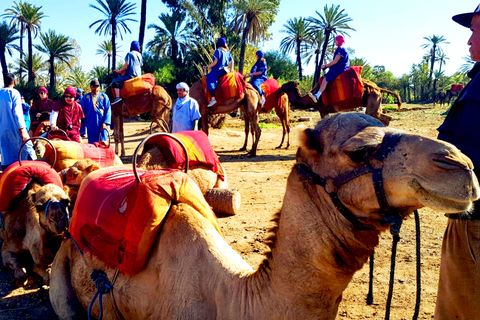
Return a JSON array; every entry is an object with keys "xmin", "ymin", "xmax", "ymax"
[{"xmin": 435, "ymin": 4, "xmax": 480, "ymax": 320}]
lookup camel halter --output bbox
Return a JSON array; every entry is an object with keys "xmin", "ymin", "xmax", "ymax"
[{"xmin": 295, "ymin": 132, "xmax": 421, "ymax": 320}]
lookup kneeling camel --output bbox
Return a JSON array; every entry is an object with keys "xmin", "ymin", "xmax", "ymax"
[{"xmin": 49, "ymin": 113, "xmax": 478, "ymax": 320}]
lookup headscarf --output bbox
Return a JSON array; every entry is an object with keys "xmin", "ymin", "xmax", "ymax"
[
  {"xmin": 176, "ymin": 82, "xmax": 189, "ymax": 92},
  {"xmin": 64, "ymin": 86, "xmax": 76, "ymax": 100},
  {"xmin": 256, "ymin": 50, "xmax": 264, "ymax": 59},
  {"xmin": 216, "ymin": 37, "xmax": 227, "ymax": 48},
  {"xmin": 130, "ymin": 40, "xmax": 141, "ymax": 52},
  {"xmin": 76, "ymin": 88, "xmax": 84, "ymax": 94},
  {"xmin": 38, "ymin": 87, "xmax": 48, "ymax": 94},
  {"xmin": 335, "ymin": 35, "xmax": 345, "ymax": 46}
]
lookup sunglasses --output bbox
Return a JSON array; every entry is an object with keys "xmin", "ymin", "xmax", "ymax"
[
  {"xmin": 39, "ymin": 92, "xmax": 47, "ymax": 95},
  {"xmin": 64, "ymin": 95, "xmax": 74, "ymax": 99}
]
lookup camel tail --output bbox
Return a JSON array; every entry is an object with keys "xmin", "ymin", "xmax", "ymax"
[{"xmin": 380, "ymin": 88, "xmax": 402, "ymax": 109}]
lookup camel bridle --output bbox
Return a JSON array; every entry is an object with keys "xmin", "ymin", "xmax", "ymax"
[{"xmin": 296, "ymin": 132, "xmax": 404, "ymax": 231}]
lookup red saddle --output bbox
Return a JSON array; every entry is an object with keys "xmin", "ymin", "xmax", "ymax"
[
  {"xmin": 201, "ymin": 72, "xmax": 246, "ymax": 104},
  {"xmin": 320, "ymin": 66, "xmax": 364, "ymax": 107}
]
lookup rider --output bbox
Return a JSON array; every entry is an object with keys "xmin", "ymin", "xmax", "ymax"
[
  {"xmin": 204, "ymin": 37, "xmax": 234, "ymax": 107},
  {"xmin": 309, "ymin": 35, "xmax": 350, "ymax": 103},
  {"xmin": 245, "ymin": 50, "xmax": 268, "ymax": 105},
  {"xmin": 29, "ymin": 86, "xmax": 54, "ymax": 136},
  {"xmin": 111, "ymin": 40, "xmax": 143, "ymax": 105},
  {"xmin": 49, "ymin": 86, "xmax": 85, "ymax": 143}
]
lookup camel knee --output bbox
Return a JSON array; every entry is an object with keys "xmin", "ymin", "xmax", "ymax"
[{"xmin": 33, "ymin": 263, "xmax": 51, "ymax": 285}]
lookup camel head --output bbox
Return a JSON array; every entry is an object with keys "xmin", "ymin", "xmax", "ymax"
[
  {"xmin": 65, "ymin": 159, "xmax": 101, "ymax": 186},
  {"xmin": 280, "ymin": 81, "xmax": 301, "ymax": 96},
  {"xmin": 297, "ymin": 113, "xmax": 479, "ymax": 231},
  {"xmin": 31, "ymin": 184, "xmax": 71, "ymax": 234}
]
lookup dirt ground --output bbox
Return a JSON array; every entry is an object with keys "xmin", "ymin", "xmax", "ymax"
[{"xmin": 0, "ymin": 103, "xmax": 451, "ymax": 319}]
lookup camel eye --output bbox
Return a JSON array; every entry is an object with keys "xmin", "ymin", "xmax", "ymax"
[{"xmin": 348, "ymin": 146, "xmax": 377, "ymax": 163}]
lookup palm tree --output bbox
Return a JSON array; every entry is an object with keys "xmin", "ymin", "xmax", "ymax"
[
  {"xmin": 66, "ymin": 66, "xmax": 89, "ymax": 90},
  {"xmin": 279, "ymin": 17, "xmax": 311, "ymax": 80},
  {"xmin": 459, "ymin": 56, "xmax": 475, "ymax": 75},
  {"xmin": 89, "ymin": 0, "xmax": 137, "ymax": 74},
  {"xmin": 421, "ymin": 34, "xmax": 449, "ymax": 88},
  {"xmin": 306, "ymin": 4, "xmax": 355, "ymax": 85},
  {"xmin": 230, "ymin": 0, "xmax": 280, "ymax": 74},
  {"xmin": 16, "ymin": 52, "xmax": 46, "ymax": 82},
  {"xmin": 147, "ymin": 10, "xmax": 191, "ymax": 67},
  {"xmin": 96, "ymin": 39, "xmax": 114, "ymax": 72},
  {"xmin": 0, "ymin": 21, "xmax": 20, "ymax": 78},
  {"xmin": 3, "ymin": 1, "xmax": 30, "ymax": 80},
  {"xmin": 34, "ymin": 30, "xmax": 75, "ymax": 89},
  {"xmin": 138, "ymin": 0, "xmax": 147, "ymax": 48}
]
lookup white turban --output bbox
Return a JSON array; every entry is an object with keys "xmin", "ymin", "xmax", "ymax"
[{"xmin": 176, "ymin": 82, "xmax": 189, "ymax": 91}]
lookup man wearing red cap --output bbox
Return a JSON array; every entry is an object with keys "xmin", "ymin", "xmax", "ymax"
[
  {"xmin": 435, "ymin": 4, "xmax": 480, "ymax": 319},
  {"xmin": 49, "ymin": 87, "xmax": 85, "ymax": 143},
  {"xmin": 29, "ymin": 86, "xmax": 54, "ymax": 136}
]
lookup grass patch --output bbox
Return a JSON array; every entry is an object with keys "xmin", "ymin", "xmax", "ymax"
[{"xmin": 259, "ymin": 122, "xmax": 281, "ymax": 129}]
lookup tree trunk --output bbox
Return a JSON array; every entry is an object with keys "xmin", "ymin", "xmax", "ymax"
[
  {"xmin": 108, "ymin": 54, "xmax": 111, "ymax": 73},
  {"xmin": 238, "ymin": 18, "xmax": 252, "ymax": 74},
  {"xmin": 0, "ymin": 46, "xmax": 8, "ymax": 79},
  {"xmin": 138, "ymin": 0, "xmax": 147, "ymax": 50},
  {"xmin": 112, "ymin": 22, "xmax": 117, "ymax": 73},
  {"xmin": 312, "ymin": 48, "xmax": 320, "ymax": 89},
  {"xmin": 296, "ymin": 39, "xmax": 302, "ymax": 80},
  {"xmin": 19, "ymin": 25, "xmax": 24, "ymax": 81},
  {"xmin": 27, "ymin": 30, "xmax": 34, "ymax": 83},
  {"xmin": 428, "ymin": 45, "xmax": 436, "ymax": 89},
  {"xmin": 49, "ymin": 58, "xmax": 55, "ymax": 90},
  {"xmin": 314, "ymin": 30, "xmax": 331, "ymax": 87}
]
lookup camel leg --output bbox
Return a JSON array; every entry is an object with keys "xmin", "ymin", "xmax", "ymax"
[
  {"xmin": 240, "ymin": 113, "xmax": 249, "ymax": 151},
  {"xmin": 50, "ymin": 240, "xmax": 87, "ymax": 320},
  {"xmin": 120, "ymin": 116, "xmax": 125, "ymax": 158},
  {"xmin": 2, "ymin": 249, "xmax": 28, "ymax": 286},
  {"xmin": 113, "ymin": 114, "xmax": 120, "ymax": 156},
  {"xmin": 32, "ymin": 263, "xmax": 50, "ymax": 285}
]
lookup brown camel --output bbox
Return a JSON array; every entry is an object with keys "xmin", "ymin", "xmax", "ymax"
[
  {"xmin": 281, "ymin": 79, "xmax": 402, "ymax": 125},
  {"xmin": 0, "ymin": 182, "xmax": 70, "ymax": 286},
  {"xmin": 111, "ymin": 85, "xmax": 172, "ymax": 158},
  {"xmin": 258, "ymin": 89, "xmax": 291, "ymax": 149},
  {"xmin": 189, "ymin": 79, "xmax": 261, "ymax": 156},
  {"xmin": 49, "ymin": 113, "xmax": 479, "ymax": 320}
]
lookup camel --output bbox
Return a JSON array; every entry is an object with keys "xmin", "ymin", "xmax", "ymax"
[
  {"xmin": 49, "ymin": 112, "xmax": 479, "ymax": 320},
  {"xmin": 189, "ymin": 79, "xmax": 261, "ymax": 156},
  {"xmin": 257, "ymin": 89, "xmax": 291, "ymax": 149},
  {"xmin": 281, "ymin": 80, "xmax": 402, "ymax": 126},
  {"xmin": 0, "ymin": 180, "xmax": 70, "ymax": 286},
  {"xmin": 60, "ymin": 159, "xmax": 101, "ymax": 207},
  {"xmin": 108, "ymin": 85, "xmax": 172, "ymax": 158}
]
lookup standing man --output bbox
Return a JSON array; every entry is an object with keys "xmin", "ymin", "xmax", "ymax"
[
  {"xmin": 435, "ymin": 4, "xmax": 480, "ymax": 319},
  {"xmin": 80, "ymin": 78, "xmax": 111, "ymax": 143},
  {"xmin": 0, "ymin": 73, "xmax": 36, "ymax": 170},
  {"xmin": 172, "ymin": 82, "xmax": 201, "ymax": 133}
]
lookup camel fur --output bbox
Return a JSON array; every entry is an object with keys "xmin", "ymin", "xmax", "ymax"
[
  {"xmin": 281, "ymin": 79, "xmax": 402, "ymax": 125},
  {"xmin": 0, "ymin": 183, "xmax": 70, "ymax": 286},
  {"xmin": 49, "ymin": 113, "xmax": 479, "ymax": 320},
  {"xmin": 59, "ymin": 159, "xmax": 101, "ymax": 207},
  {"xmin": 189, "ymin": 79, "xmax": 262, "ymax": 157}
]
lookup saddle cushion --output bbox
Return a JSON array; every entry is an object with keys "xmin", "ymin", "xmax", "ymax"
[
  {"xmin": 142, "ymin": 131, "xmax": 225, "ymax": 181},
  {"xmin": 44, "ymin": 140, "xmax": 116, "ymax": 171},
  {"xmin": 451, "ymin": 84, "xmax": 465, "ymax": 92},
  {"xmin": 320, "ymin": 66, "xmax": 364, "ymax": 107},
  {"xmin": 69, "ymin": 166, "xmax": 222, "ymax": 275},
  {"xmin": 121, "ymin": 73, "xmax": 156, "ymax": 99},
  {"xmin": 259, "ymin": 79, "xmax": 281, "ymax": 113},
  {"xmin": 201, "ymin": 72, "xmax": 246, "ymax": 104},
  {"xmin": 260, "ymin": 79, "xmax": 280, "ymax": 97},
  {"xmin": 0, "ymin": 161, "xmax": 63, "ymax": 212}
]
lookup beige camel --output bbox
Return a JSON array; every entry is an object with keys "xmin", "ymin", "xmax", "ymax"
[
  {"xmin": 49, "ymin": 113, "xmax": 479, "ymax": 320},
  {"xmin": 112, "ymin": 85, "xmax": 172, "ymax": 158},
  {"xmin": 281, "ymin": 80, "xmax": 401, "ymax": 125},
  {"xmin": 0, "ymin": 183, "xmax": 70, "ymax": 286},
  {"xmin": 189, "ymin": 79, "xmax": 261, "ymax": 156}
]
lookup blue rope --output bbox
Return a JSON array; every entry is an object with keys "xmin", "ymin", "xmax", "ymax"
[
  {"xmin": 88, "ymin": 270, "xmax": 114, "ymax": 320},
  {"xmin": 0, "ymin": 211, "xmax": 5, "ymax": 230},
  {"xmin": 44, "ymin": 199, "xmax": 70, "ymax": 223}
]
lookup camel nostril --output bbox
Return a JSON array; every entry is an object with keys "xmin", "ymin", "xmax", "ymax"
[{"xmin": 433, "ymin": 158, "xmax": 469, "ymax": 171}]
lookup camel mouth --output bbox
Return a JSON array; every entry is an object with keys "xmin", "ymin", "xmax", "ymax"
[{"xmin": 410, "ymin": 179, "xmax": 473, "ymax": 212}]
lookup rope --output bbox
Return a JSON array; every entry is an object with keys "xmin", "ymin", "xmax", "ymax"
[
  {"xmin": 366, "ymin": 252, "xmax": 374, "ymax": 305},
  {"xmin": 384, "ymin": 219, "xmax": 403, "ymax": 320},
  {"xmin": 412, "ymin": 210, "xmax": 421, "ymax": 320},
  {"xmin": 0, "ymin": 211, "xmax": 4, "ymax": 230},
  {"xmin": 88, "ymin": 270, "xmax": 113, "ymax": 320}
]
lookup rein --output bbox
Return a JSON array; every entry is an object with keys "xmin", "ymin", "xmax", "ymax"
[{"xmin": 296, "ymin": 132, "xmax": 422, "ymax": 319}]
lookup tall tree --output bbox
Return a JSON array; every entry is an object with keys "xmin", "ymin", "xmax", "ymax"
[
  {"xmin": 138, "ymin": 0, "xmax": 147, "ymax": 49},
  {"xmin": 89, "ymin": 0, "xmax": 137, "ymax": 75},
  {"xmin": 34, "ymin": 30, "xmax": 74, "ymax": 89},
  {"xmin": 459, "ymin": 56, "xmax": 475, "ymax": 75},
  {"xmin": 421, "ymin": 34, "xmax": 449, "ymax": 88},
  {"xmin": 147, "ymin": 10, "xmax": 190, "ymax": 67},
  {"xmin": 6, "ymin": 2, "xmax": 46, "ymax": 83},
  {"xmin": 3, "ymin": 1, "xmax": 28, "ymax": 81},
  {"xmin": 96, "ymin": 39, "xmax": 114, "ymax": 72},
  {"xmin": 230, "ymin": 0, "xmax": 279, "ymax": 74},
  {"xmin": 307, "ymin": 4, "xmax": 355, "ymax": 86},
  {"xmin": 279, "ymin": 17, "xmax": 311, "ymax": 80},
  {"xmin": 0, "ymin": 21, "xmax": 20, "ymax": 79}
]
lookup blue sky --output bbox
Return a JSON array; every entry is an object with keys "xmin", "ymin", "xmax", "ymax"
[{"xmin": 0, "ymin": 0, "xmax": 476, "ymax": 78}]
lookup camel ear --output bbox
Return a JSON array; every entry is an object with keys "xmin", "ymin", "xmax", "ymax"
[
  {"xmin": 340, "ymin": 127, "xmax": 385, "ymax": 162},
  {"xmin": 87, "ymin": 162, "xmax": 101, "ymax": 173},
  {"xmin": 300, "ymin": 128, "xmax": 323, "ymax": 153}
]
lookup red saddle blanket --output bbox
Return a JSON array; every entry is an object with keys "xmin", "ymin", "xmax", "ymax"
[
  {"xmin": 0, "ymin": 161, "xmax": 62, "ymax": 212},
  {"xmin": 201, "ymin": 72, "xmax": 246, "ymax": 104},
  {"xmin": 260, "ymin": 78, "xmax": 280, "ymax": 97},
  {"xmin": 121, "ymin": 73, "xmax": 155, "ymax": 99},
  {"xmin": 69, "ymin": 166, "xmax": 223, "ymax": 275},
  {"xmin": 142, "ymin": 131, "xmax": 225, "ymax": 181},
  {"xmin": 450, "ymin": 84, "xmax": 465, "ymax": 92},
  {"xmin": 259, "ymin": 79, "xmax": 281, "ymax": 112},
  {"xmin": 44, "ymin": 140, "xmax": 116, "ymax": 171},
  {"xmin": 320, "ymin": 66, "xmax": 364, "ymax": 107}
]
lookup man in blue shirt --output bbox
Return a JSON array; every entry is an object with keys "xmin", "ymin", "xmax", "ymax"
[
  {"xmin": 172, "ymin": 82, "xmax": 201, "ymax": 133},
  {"xmin": 80, "ymin": 78, "xmax": 112, "ymax": 144},
  {"xmin": 0, "ymin": 73, "xmax": 36, "ymax": 170}
]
